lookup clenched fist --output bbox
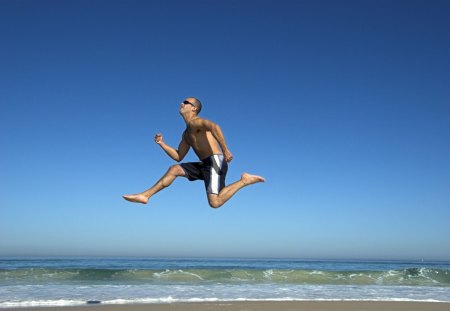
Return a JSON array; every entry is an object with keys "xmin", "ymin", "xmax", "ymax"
[{"xmin": 154, "ymin": 133, "xmax": 164, "ymax": 144}]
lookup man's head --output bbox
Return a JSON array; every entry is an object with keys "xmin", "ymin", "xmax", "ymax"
[{"xmin": 182, "ymin": 97, "xmax": 202, "ymax": 115}]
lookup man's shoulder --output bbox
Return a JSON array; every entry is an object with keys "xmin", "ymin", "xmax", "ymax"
[
  {"xmin": 188, "ymin": 117, "xmax": 206, "ymax": 128},
  {"xmin": 192, "ymin": 117, "xmax": 217, "ymax": 126}
]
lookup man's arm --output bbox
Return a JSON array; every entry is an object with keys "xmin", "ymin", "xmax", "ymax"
[
  {"xmin": 191, "ymin": 119, "xmax": 233, "ymax": 162},
  {"xmin": 155, "ymin": 133, "xmax": 190, "ymax": 162}
]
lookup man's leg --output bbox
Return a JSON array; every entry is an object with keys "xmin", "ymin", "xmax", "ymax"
[
  {"xmin": 207, "ymin": 173, "xmax": 265, "ymax": 208},
  {"xmin": 123, "ymin": 164, "xmax": 186, "ymax": 204}
]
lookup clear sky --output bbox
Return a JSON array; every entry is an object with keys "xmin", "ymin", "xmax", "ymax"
[{"xmin": 1, "ymin": 0, "xmax": 449, "ymax": 260}]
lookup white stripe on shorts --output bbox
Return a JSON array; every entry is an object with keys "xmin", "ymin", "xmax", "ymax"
[{"xmin": 209, "ymin": 154, "xmax": 223, "ymax": 194}]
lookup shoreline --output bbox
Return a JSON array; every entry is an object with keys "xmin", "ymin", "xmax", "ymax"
[{"xmin": 2, "ymin": 301, "xmax": 450, "ymax": 311}]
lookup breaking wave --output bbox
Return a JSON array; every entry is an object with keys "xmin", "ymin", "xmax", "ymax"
[{"xmin": 1, "ymin": 267, "xmax": 449, "ymax": 286}]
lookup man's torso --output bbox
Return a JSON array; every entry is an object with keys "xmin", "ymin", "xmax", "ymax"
[{"xmin": 184, "ymin": 121, "xmax": 222, "ymax": 160}]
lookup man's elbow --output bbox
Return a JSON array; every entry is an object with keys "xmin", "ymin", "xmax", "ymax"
[
  {"xmin": 212, "ymin": 124, "xmax": 221, "ymax": 133},
  {"xmin": 175, "ymin": 153, "xmax": 184, "ymax": 162}
]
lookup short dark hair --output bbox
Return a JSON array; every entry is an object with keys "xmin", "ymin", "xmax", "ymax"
[{"xmin": 191, "ymin": 97, "xmax": 202, "ymax": 114}]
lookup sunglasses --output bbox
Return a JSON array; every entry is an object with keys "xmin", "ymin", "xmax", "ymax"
[{"xmin": 183, "ymin": 100, "xmax": 196, "ymax": 107}]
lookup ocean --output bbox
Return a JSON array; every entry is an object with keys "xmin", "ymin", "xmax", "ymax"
[{"xmin": 0, "ymin": 257, "xmax": 449, "ymax": 308}]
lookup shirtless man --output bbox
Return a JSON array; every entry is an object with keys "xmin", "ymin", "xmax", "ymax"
[{"xmin": 122, "ymin": 97, "xmax": 265, "ymax": 208}]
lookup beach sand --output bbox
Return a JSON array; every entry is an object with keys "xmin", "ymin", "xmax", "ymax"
[{"xmin": 4, "ymin": 301, "xmax": 449, "ymax": 311}]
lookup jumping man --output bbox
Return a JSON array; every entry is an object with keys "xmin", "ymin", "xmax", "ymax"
[{"xmin": 122, "ymin": 97, "xmax": 265, "ymax": 208}]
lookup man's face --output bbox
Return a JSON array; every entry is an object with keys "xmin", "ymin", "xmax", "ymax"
[{"xmin": 180, "ymin": 99, "xmax": 196, "ymax": 112}]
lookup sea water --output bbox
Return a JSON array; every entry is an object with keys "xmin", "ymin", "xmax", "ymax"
[{"xmin": 0, "ymin": 257, "xmax": 449, "ymax": 307}]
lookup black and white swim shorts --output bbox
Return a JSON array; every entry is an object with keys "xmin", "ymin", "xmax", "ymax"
[{"xmin": 180, "ymin": 154, "xmax": 228, "ymax": 195}]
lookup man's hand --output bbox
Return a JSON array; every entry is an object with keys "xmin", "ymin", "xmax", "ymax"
[
  {"xmin": 224, "ymin": 150, "xmax": 233, "ymax": 163},
  {"xmin": 154, "ymin": 133, "xmax": 164, "ymax": 145}
]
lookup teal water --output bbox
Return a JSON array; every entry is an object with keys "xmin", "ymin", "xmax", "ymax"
[{"xmin": 1, "ymin": 258, "xmax": 449, "ymax": 307}]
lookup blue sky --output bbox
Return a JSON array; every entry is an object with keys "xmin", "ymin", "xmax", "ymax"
[{"xmin": 1, "ymin": 0, "xmax": 449, "ymax": 260}]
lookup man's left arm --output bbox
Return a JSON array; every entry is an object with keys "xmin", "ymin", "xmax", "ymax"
[{"xmin": 195, "ymin": 118, "xmax": 233, "ymax": 162}]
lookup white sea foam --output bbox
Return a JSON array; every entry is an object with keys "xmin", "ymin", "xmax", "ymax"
[
  {"xmin": 0, "ymin": 300, "xmax": 86, "ymax": 308},
  {"xmin": 1, "ymin": 283, "xmax": 449, "ymax": 308}
]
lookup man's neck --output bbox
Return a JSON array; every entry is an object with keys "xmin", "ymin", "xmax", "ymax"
[{"xmin": 182, "ymin": 113, "xmax": 199, "ymax": 125}]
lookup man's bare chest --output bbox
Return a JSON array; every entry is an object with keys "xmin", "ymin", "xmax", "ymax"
[{"xmin": 184, "ymin": 127, "xmax": 203, "ymax": 145}]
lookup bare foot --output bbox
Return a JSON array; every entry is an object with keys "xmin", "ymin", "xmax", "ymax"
[
  {"xmin": 122, "ymin": 194, "xmax": 149, "ymax": 204},
  {"xmin": 241, "ymin": 173, "xmax": 266, "ymax": 186}
]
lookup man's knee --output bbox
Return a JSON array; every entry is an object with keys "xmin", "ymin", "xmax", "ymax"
[
  {"xmin": 168, "ymin": 164, "xmax": 185, "ymax": 176},
  {"xmin": 159, "ymin": 165, "xmax": 185, "ymax": 188},
  {"xmin": 208, "ymin": 196, "xmax": 223, "ymax": 209}
]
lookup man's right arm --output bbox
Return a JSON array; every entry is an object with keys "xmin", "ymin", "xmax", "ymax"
[{"xmin": 155, "ymin": 133, "xmax": 190, "ymax": 162}]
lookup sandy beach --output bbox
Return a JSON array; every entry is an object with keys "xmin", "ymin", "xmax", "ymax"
[{"xmin": 4, "ymin": 301, "xmax": 449, "ymax": 311}]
